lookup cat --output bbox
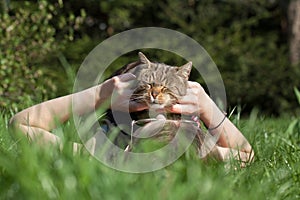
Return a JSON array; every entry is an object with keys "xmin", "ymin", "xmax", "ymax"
[
  {"xmin": 104, "ymin": 52, "xmax": 204, "ymax": 152},
  {"xmin": 124, "ymin": 52, "xmax": 193, "ymax": 121},
  {"xmin": 129, "ymin": 52, "xmax": 192, "ymax": 107}
]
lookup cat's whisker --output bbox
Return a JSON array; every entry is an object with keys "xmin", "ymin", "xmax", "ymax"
[
  {"xmin": 131, "ymin": 95, "xmax": 144, "ymax": 97},
  {"xmin": 130, "ymin": 97, "xmax": 147, "ymax": 101}
]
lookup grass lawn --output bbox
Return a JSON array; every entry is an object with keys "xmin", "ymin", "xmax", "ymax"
[{"xmin": 0, "ymin": 111, "xmax": 299, "ymax": 199}]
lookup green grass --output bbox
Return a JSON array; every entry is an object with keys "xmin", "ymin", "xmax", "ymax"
[{"xmin": 0, "ymin": 112, "xmax": 300, "ymax": 199}]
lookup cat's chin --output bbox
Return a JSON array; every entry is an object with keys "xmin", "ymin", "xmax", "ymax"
[
  {"xmin": 147, "ymin": 104, "xmax": 165, "ymax": 117},
  {"xmin": 148, "ymin": 104, "xmax": 165, "ymax": 110},
  {"xmin": 148, "ymin": 103, "xmax": 176, "ymax": 116},
  {"xmin": 148, "ymin": 102, "xmax": 174, "ymax": 109}
]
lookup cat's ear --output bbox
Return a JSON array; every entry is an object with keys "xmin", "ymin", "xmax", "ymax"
[
  {"xmin": 138, "ymin": 52, "xmax": 151, "ymax": 65},
  {"xmin": 178, "ymin": 61, "xmax": 192, "ymax": 80}
]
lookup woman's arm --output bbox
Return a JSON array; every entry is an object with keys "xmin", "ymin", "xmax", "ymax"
[
  {"xmin": 169, "ymin": 81, "xmax": 254, "ymax": 164},
  {"xmin": 9, "ymin": 73, "xmax": 146, "ymax": 145}
]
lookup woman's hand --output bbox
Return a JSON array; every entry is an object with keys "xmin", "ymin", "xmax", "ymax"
[
  {"xmin": 167, "ymin": 81, "xmax": 254, "ymax": 164},
  {"xmin": 167, "ymin": 81, "xmax": 213, "ymax": 117},
  {"xmin": 98, "ymin": 73, "xmax": 148, "ymax": 112}
]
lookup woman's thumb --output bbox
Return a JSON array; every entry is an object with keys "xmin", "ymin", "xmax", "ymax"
[{"xmin": 118, "ymin": 73, "xmax": 136, "ymax": 82}]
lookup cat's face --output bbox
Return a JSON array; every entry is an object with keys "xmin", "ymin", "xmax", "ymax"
[{"xmin": 130, "ymin": 52, "xmax": 192, "ymax": 106}]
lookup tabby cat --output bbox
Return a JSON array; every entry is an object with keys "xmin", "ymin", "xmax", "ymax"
[
  {"xmin": 129, "ymin": 52, "xmax": 192, "ymax": 107},
  {"xmin": 105, "ymin": 52, "xmax": 204, "ymax": 152}
]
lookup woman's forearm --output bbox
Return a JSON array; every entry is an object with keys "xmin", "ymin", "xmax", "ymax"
[
  {"xmin": 9, "ymin": 84, "xmax": 104, "ymax": 132},
  {"xmin": 10, "ymin": 95, "xmax": 73, "ymax": 131},
  {"xmin": 9, "ymin": 73, "xmax": 137, "ymax": 142},
  {"xmin": 199, "ymin": 96, "xmax": 254, "ymax": 162}
]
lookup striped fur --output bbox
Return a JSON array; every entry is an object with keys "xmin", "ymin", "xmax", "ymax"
[{"xmin": 128, "ymin": 52, "xmax": 192, "ymax": 106}]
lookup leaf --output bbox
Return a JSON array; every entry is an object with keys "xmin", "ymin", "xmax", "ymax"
[
  {"xmin": 294, "ymin": 87, "xmax": 300, "ymax": 105},
  {"xmin": 285, "ymin": 119, "xmax": 298, "ymax": 135}
]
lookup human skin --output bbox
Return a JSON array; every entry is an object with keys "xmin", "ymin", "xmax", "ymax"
[
  {"xmin": 9, "ymin": 73, "xmax": 254, "ymax": 164},
  {"xmin": 168, "ymin": 81, "xmax": 254, "ymax": 164}
]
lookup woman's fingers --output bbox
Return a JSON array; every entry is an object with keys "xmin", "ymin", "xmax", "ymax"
[
  {"xmin": 187, "ymin": 81, "xmax": 201, "ymax": 88},
  {"xmin": 110, "ymin": 73, "xmax": 136, "ymax": 91},
  {"xmin": 167, "ymin": 81, "xmax": 211, "ymax": 116},
  {"xmin": 114, "ymin": 73, "xmax": 136, "ymax": 82},
  {"xmin": 166, "ymin": 104, "xmax": 200, "ymax": 115},
  {"xmin": 129, "ymin": 101, "xmax": 148, "ymax": 112},
  {"xmin": 175, "ymin": 82, "xmax": 202, "ymax": 107},
  {"xmin": 177, "ymin": 91, "xmax": 198, "ymax": 104},
  {"xmin": 108, "ymin": 73, "xmax": 149, "ymax": 112}
]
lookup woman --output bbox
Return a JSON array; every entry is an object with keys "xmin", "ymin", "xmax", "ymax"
[{"xmin": 9, "ymin": 73, "xmax": 254, "ymax": 165}]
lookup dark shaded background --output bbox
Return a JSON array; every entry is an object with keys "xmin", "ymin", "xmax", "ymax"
[{"xmin": 1, "ymin": 0, "xmax": 299, "ymax": 116}]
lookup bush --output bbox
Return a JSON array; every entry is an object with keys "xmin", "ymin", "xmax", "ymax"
[
  {"xmin": 145, "ymin": 0, "xmax": 300, "ymax": 115},
  {"xmin": 0, "ymin": 1, "xmax": 84, "ymax": 111},
  {"xmin": 2, "ymin": 0, "xmax": 299, "ymax": 115},
  {"xmin": 65, "ymin": 0, "xmax": 300, "ymax": 115}
]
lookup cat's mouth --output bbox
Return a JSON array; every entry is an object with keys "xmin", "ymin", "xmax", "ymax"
[
  {"xmin": 148, "ymin": 93, "xmax": 175, "ymax": 106},
  {"xmin": 150, "ymin": 95, "xmax": 162, "ymax": 104}
]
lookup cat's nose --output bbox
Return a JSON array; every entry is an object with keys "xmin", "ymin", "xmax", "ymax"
[{"xmin": 151, "ymin": 91, "xmax": 159, "ymax": 99}]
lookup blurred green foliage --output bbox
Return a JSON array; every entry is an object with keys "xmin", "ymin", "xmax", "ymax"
[
  {"xmin": 1, "ymin": 0, "xmax": 299, "ymax": 115},
  {"xmin": 1, "ymin": 109, "xmax": 300, "ymax": 199},
  {"xmin": 0, "ymin": 0, "xmax": 85, "ymax": 111}
]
